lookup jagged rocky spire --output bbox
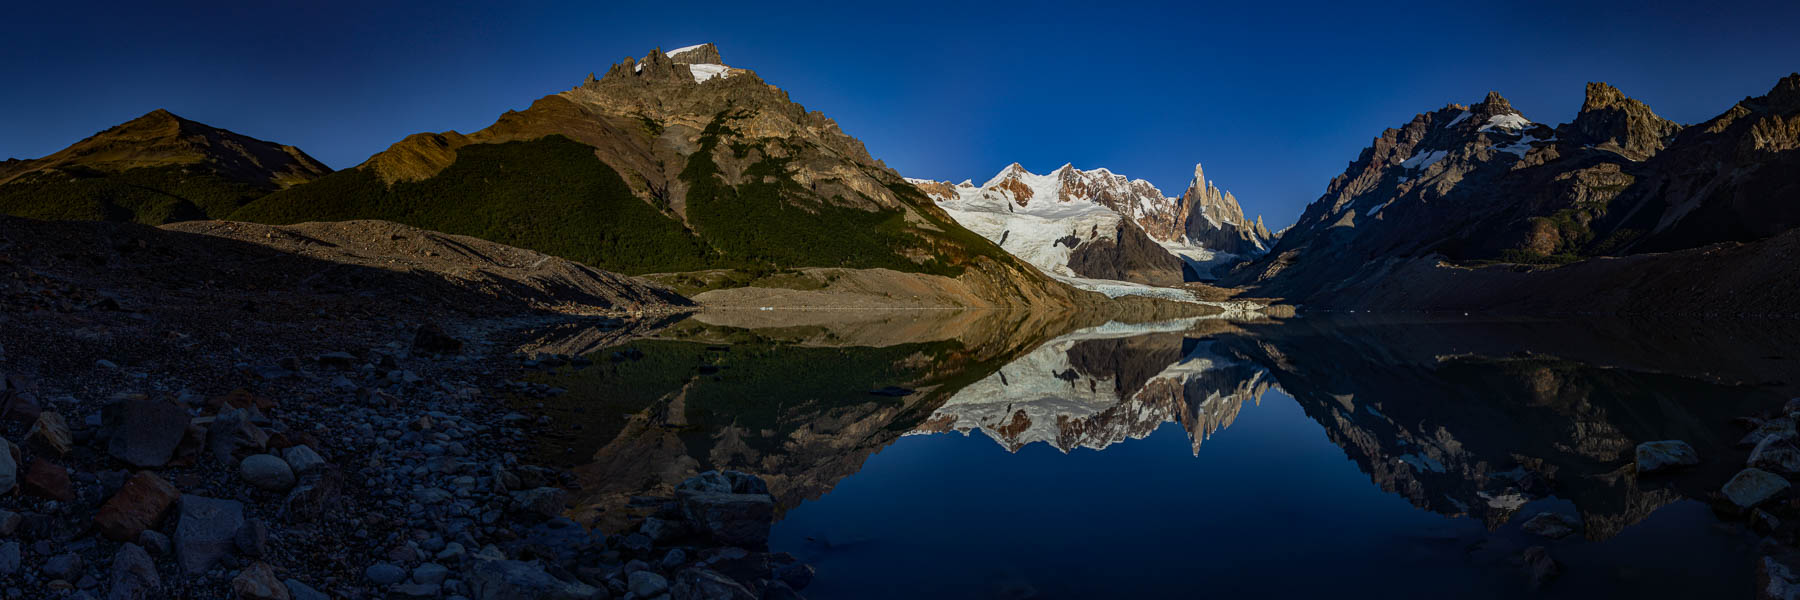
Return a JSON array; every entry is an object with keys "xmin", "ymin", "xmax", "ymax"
[{"xmin": 1561, "ymin": 82, "xmax": 1680, "ymax": 159}]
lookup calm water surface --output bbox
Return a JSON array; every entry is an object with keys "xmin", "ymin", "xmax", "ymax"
[{"xmin": 520, "ymin": 311, "xmax": 1798, "ymax": 599}]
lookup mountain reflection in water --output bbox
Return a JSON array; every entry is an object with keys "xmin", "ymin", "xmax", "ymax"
[{"xmin": 519, "ymin": 310, "xmax": 1799, "ymax": 599}]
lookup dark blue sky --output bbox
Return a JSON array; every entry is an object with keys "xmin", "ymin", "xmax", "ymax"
[{"xmin": 4, "ymin": 1, "xmax": 1797, "ymax": 227}]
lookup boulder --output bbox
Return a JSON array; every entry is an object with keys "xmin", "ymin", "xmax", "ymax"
[
  {"xmin": 28, "ymin": 411, "xmax": 72, "ymax": 455},
  {"xmin": 465, "ymin": 558, "xmax": 606, "ymax": 600},
  {"xmin": 234, "ymin": 562, "xmax": 290, "ymax": 600},
  {"xmin": 107, "ymin": 543, "xmax": 161, "ymax": 600},
  {"xmin": 1725, "ymin": 468, "xmax": 1793, "ymax": 508},
  {"xmin": 1635, "ymin": 440, "xmax": 1699, "ymax": 474},
  {"xmin": 1520, "ymin": 512, "xmax": 1580, "ymax": 539},
  {"xmin": 176, "ymin": 495, "xmax": 246, "ymax": 573},
  {"xmin": 671, "ymin": 567, "xmax": 757, "ymax": 600},
  {"xmin": 679, "ymin": 492, "xmax": 775, "ymax": 548},
  {"xmin": 240, "ymin": 454, "xmax": 296, "ymax": 492},
  {"xmin": 43, "ymin": 552, "xmax": 84, "ymax": 579},
  {"xmin": 412, "ymin": 562, "xmax": 450, "ymax": 585},
  {"xmin": 95, "ymin": 471, "xmax": 181, "ymax": 541},
  {"xmin": 106, "ymin": 396, "xmax": 191, "ymax": 467},
  {"xmin": 22, "ymin": 458, "xmax": 73, "ymax": 501}
]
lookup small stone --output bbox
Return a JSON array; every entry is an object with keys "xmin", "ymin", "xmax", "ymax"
[
  {"xmin": 98, "ymin": 359, "xmax": 120, "ymax": 369},
  {"xmin": 660, "ymin": 549, "xmax": 687, "ymax": 571},
  {"xmin": 1520, "ymin": 512, "xmax": 1580, "ymax": 539},
  {"xmin": 108, "ymin": 542, "xmax": 161, "ymax": 600},
  {"xmin": 28, "ymin": 411, "xmax": 72, "ymax": 455},
  {"xmin": 43, "ymin": 552, "xmax": 83, "ymax": 579},
  {"xmin": 232, "ymin": 562, "xmax": 289, "ymax": 600},
  {"xmin": 671, "ymin": 568, "xmax": 756, "ymax": 600},
  {"xmin": 366, "ymin": 562, "xmax": 407, "ymax": 585},
  {"xmin": 21, "ymin": 458, "xmax": 73, "ymax": 501},
  {"xmin": 0, "ymin": 541, "xmax": 17, "ymax": 575},
  {"xmin": 283, "ymin": 579, "xmax": 329, "ymax": 600},
  {"xmin": 176, "ymin": 495, "xmax": 246, "ymax": 573},
  {"xmin": 236, "ymin": 519, "xmax": 269, "ymax": 557},
  {"xmin": 280, "ymin": 445, "xmax": 326, "ymax": 475},
  {"xmin": 0, "ymin": 510, "xmax": 18, "ymax": 536},
  {"xmin": 629, "ymin": 571, "xmax": 669, "ymax": 597},
  {"xmin": 138, "ymin": 530, "xmax": 171, "ymax": 556},
  {"xmin": 240, "ymin": 454, "xmax": 296, "ymax": 492},
  {"xmin": 412, "ymin": 562, "xmax": 449, "ymax": 585},
  {"xmin": 1724, "ymin": 468, "xmax": 1792, "ymax": 508},
  {"xmin": 1635, "ymin": 440, "xmax": 1699, "ymax": 474}
]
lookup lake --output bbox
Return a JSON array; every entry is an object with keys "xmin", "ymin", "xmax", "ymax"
[{"xmin": 516, "ymin": 310, "xmax": 1799, "ymax": 599}]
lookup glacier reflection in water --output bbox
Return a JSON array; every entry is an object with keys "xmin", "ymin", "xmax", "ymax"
[{"xmin": 525, "ymin": 311, "xmax": 1796, "ymax": 599}]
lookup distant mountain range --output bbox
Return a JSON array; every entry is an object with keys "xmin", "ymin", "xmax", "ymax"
[
  {"xmin": 910, "ymin": 162, "xmax": 1272, "ymax": 286},
  {"xmin": 0, "ymin": 44, "xmax": 1794, "ymax": 314},
  {"xmin": 1231, "ymin": 75, "xmax": 1800, "ymax": 312}
]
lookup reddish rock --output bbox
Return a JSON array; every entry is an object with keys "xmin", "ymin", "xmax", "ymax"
[
  {"xmin": 95, "ymin": 472, "xmax": 181, "ymax": 541},
  {"xmin": 22, "ymin": 458, "xmax": 73, "ymax": 501}
]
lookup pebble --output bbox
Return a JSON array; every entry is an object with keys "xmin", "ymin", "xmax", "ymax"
[{"xmin": 366, "ymin": 562, "xmax": 407, "ymax": 585}]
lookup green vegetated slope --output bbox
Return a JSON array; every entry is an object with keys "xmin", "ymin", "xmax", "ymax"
[
  {"xmin": 233, "ymin": 135, "xmax": 717, "ymax": 275},
  {"xmin": 236, "ymin": 130, "xmax": 1003, "ymax": 277},
  {"xmin": 0, "ymin": 165, "xmax": 271, "ymax": 225}
]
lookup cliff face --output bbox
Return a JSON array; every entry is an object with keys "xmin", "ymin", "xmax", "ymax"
[{"xmin": 1230, "ymin": 75, "xmax": 1800, "ymax": 310}]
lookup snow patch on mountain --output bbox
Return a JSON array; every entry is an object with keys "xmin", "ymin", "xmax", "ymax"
[{"xmin": 1479, "ymin": 113, "xmax": 1532, "ymax": 132}]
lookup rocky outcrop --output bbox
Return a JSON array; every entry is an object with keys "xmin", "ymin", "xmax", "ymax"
[
  {"xmin": 1065, "ymin": 220, "xmax": 1186, "ymax": 286},
  {"xmin": 1561, "ymin": 82, "xmax": 1680, "ymax": 160},
  {"xmin": 1181, "ymin": 163, "xmax": 1273, "ymax": 255}
]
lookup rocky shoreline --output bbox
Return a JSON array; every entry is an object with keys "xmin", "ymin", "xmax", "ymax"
[{"xmin": 0, "ymin": 315, "xmax": 810, "ymax": 600}]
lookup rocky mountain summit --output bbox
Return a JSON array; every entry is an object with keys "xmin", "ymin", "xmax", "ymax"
[
  {"xmin": 0, "ymin": 110, "xmax": 331, "ymax": 224},
  {"xmin": 913, "ymin": 162, "xmax": 1270, "ymax": 284},
  {"xmin": 1231, "ymin": 74, "xmax": 1800, "ymax": 312}
]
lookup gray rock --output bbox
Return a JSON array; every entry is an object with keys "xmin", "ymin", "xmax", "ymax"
[
  {"xmin": 236, "ymin": 519, "xmax": 269, "ymax": 557},
  {"xmin": 0, "ymin": 509, "xmax": 17, "ymax": 536},
  {"xmin": 1521, "ymin": 512, "xmax": 1580, "ymax": 539},
  {"xmin": 105, "ymin": 396, "xmax": 190, "ymax": 468},
  {"xmin": 466, "ymin": 558, "xmax": 604, "ymax": 600},
  {"xmin": 1635, "ymin": 440, "xmax": 1699, "ymax": 474},
  {"xmin": 660, "ymin": 549, "xmax": 686, "ymax": 571},
  {"xmin": 671, "ymin": 568, "xmax": 756, "ymax": 600},
  {"xmin": 175, "ymin": 495, "xmax": 246, "ymax": 573},
  {"xmin": 44, "ymin": 552, "xmax": 84, "ymax": 579},
  {"xmin": 366, "ymin": 562, "xmax": 408, "ymax": 585},
  {"xmin": 281, "ymin": 445, "xmax": 327, "ymax": 475},
  {"xmin": 628, "ymin": 571, "xmax": 668, "ymax": 597},
  {"xmin": 284, "ymin": 579, "xmax": 330, "ymax": 600},
  {"xmin": 1725, "ymin": 468, "xmax": 1792, "ymax": 508},
  {"xmin": 106, "ymin": 543, "xmax": 160, "ymax": 600},
  {"xmin": 1522, "ymin": 546, "xmax": 1559, "ymax": 591},
  {"xmin": 413, "ymin": 562, "xmax": 450, "ymax": 585},
  {"xmin": 0, "ymin": 541, "xmax": 20, "ymax": 575},
  {"xmin": 240, "ymin": 454, "xmax": 296, "ymax": 492},
  {"xmin": 678, "ymin": 492, "xmax": 775, "ymax": 548}
]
